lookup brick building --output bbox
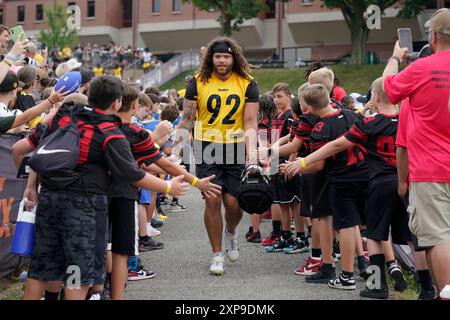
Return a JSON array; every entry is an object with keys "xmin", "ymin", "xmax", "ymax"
[{"xmin": 0, "ymin": 0, "xmax": 448, "ymax": 66}]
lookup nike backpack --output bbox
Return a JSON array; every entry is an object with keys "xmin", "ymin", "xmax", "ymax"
[{"xmin": 28, "ymin": 121, "xmax": 80, "ymax": 177}]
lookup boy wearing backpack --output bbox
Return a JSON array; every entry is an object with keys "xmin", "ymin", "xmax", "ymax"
[{"xmin": 14, "ymin": 76, "xmax": 189, "ymax": 300}]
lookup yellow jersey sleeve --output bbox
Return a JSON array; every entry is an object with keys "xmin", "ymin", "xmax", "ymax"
[{"xmin": 192, "ymin": 73, "xmax": 259, "ymax": 144}]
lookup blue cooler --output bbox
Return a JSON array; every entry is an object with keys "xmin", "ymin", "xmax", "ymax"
[{"xmin": 11, "ymin": 199, "xmax": 36, "ymax": 257}]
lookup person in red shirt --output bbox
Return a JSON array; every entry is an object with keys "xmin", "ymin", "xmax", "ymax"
[
  {"xmin": 331, "ymin": 77, "xmax": 347, "ymax": 103},
  {"xmin": 383, "ymin": 8, "xmax": 450, "ymax": 292}
]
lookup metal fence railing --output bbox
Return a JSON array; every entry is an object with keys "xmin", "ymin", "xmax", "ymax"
[{"xmin": 138, "ymin": 51, "xmax": 201, "ymax": 88}]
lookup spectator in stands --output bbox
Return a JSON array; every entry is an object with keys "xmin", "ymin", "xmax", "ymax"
[{"xmin": 382, "ymin": 8, "xmax": 450, "ymax": 293}]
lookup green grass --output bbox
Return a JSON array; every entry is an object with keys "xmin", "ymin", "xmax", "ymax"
[{"xmin": 160, "ymin": 65, "xmax": 385, "ymax": 95}]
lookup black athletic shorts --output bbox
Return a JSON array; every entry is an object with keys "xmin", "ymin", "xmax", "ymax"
[
  {"xmin": 273, "ymin": 173, "xmax": 301, "ymax": 204},
  {"xmin": 108, "ymin": 198, "xmax": 139, "ymax": 256},
  {"xmin": 300, "ymin": 174, "xmax": 313, "ymax": 217},
  {"xmin": 194, "ymin": 140, "xmax": 245, "ymax": 198},
  {"xmin": 365, "ymin": 177, "xmax": 412, "ymax": 244},
  {"xmin": 328, "ymin": 181, "xmax": 367, "ymax": 230},
  {"xmin": 28, "ymin": 189, "xmax": 108, "ymax": 286},
  {"xmin": 311, "ymin": 170, "xmax": 332, "ymax": 218}
]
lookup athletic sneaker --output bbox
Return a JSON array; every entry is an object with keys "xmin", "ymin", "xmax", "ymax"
[
  {"xmin": 360, "ymin": 286, "xmax": 389, "ymax": 299},
  {"xmin": 210, "ymin": 253, "xmax": 225, "ymax": 276},
  {"xmin": 245, "ymin": 226, "xmax": 253, "ymax": 238},
  {"xmin": 168, "ymin": 200, "xmax": 187, "ymax": 212},
  {"xmin": 151, "ymin": 218, "xmax": 164, "ymax": 228},
  {"xmin": 89, "ymin": 293, "xmax": 101, "ymax": 300},
  {"xmin": 138, "ymin": 237, "xmax": 164, "ymax": 252},
  {"xmin": 418, "ymin": 287, "xmax": 436, "ymax": 300},
  {"xmin": 388, "ymin": 265, "xmax": 408, "ymax": 292},
  {"xmin": 261, "ymin": 211, "xmax": 271, "ymax": 219},
  {"xmin": 332, "ymin": 252, "xmax": 341, "ymax": 263},
  {"xmin": 265, "ymin": 238, "xmax": 294, "ymax": 253},
  {"xmin": 156, "ymin": 212, "xmax": 168, "ymax": 222},
  {"xmin": 283, "ymin": 238, "xmax": 309, "ymax": 254},
  {"xmin": 128, "ymin": 266, "xmax": 156, "ymax": 281},
  {"xmin": 246, "ymin": 231, "xmax": 261, "ymax": 243},
  {"xmin": 224, "ymin": 228, "xmax": 239, "ymax": 262},
  {"xmin": 147, "ymin": 223, "xmax": 161, "ymax": 237},
  {"xmin": 261, "ymin": 233, "xmax": 281, "ymax": 246},
  {"xmin": 294, "ymin": 257, "xmax": 322, "ymax": 276},
  {"xmin": 305, "ymin": 267, "xmax": 335, "ymax": 283},
  {"xmin": 328, "ymin": 273, "xmax": 356, "ymax": 290}
]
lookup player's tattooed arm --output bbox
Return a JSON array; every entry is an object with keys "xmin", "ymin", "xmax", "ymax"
[{"xmin": 179, "ymin": 99, "xmax": 197, "ymax": 132}]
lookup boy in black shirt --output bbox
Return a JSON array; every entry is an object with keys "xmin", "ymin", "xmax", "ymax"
[
  {"xmin": 289, "ymin": 78, "xmax": 412, "ymax": 298},
  {"xmin": 108, "ymin": 85, "xmax": 221, "ymax": 299},
  {"xmin": 281, "ymin": 84, "xmax": 369, "ymax": 290},
  {"xmin": 265, "ymin": 83, "xmax": 302, "ymax": 253},
  {"xmin": 14, "ymin": 76, "xmax": 189, "ymax": 300}
]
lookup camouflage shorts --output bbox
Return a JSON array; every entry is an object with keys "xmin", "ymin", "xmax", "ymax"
[{"xmin": 28, "ymin": 189, "xmax": 108, "ymax": 286}]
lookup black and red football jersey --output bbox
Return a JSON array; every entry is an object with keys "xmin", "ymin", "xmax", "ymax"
[
  {"xmin": 345, "ymin": 113, "xmax": 399, "ymax": 180},
  {"xmin": 258, "ymin": 117, "xmax": 271, "ymax": 147},
  {"xmin": 110, "ymin": 123, "xmax": 163, "ymax": 200},
  {"xmin": 28, "ymin": 103, "xmax": 145, "ymax": 195},
  {"xmin": 271, "ymin": 110, "xmax": 293, "ymax": 163},
  {"xmin": 289, "ymin": 119, "xmax": 299, "ymax": 143},
  {"xmin": 310, "ymin": 108, "xmax": 368, "ymax": 183},
  {"xmin": 295, "ymin": 112, "xmax": 320, "ymax": 157}
]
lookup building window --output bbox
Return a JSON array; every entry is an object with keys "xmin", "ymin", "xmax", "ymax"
[
  {"xmin": 152, "ymin": 0, "xmax": 160, "ymax": 14},
  {"xmin": 172, "ymin": 0, "xmax": 182, "ymax": 12},
  {"xmin": 87, "ymin": 0, "xmax": 95, "ymax": 18},
  {"xmin": 302, "ymin": 0, "xmax": 314, "ymax": 4},
  {"xmin": 36, "ymin": 4, "xmax": 44, "ymax": 21},
  {"xmin": 68, "ymin": 1, "xmax": 76, "ymax": 6},
  {"xmin": 123, "ymin": 0, "xmax": 132, "ymax": 28},
  {"xmin": 18, "ymin": 6, "xmax": 25, "ymax": 23}
]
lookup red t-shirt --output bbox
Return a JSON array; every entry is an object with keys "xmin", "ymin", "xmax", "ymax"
[
  {"xmin": 396, "ymin": 99, "xmax": 411, "ymax": 148},
  {"xmin": 332, "ymin": 85, "xmax": 347, "ymax": 102},
  {"xmin": 384, "ymin": 50, "xmax": 450, "ymax": 182}
]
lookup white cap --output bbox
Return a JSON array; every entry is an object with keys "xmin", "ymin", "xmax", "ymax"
[
  {"xmin": 65, "ymin": 58, "xmax": 82, "ymax": 71},
  {"xmin": 349, "ymin": 93, "xmax": 364, "ymax": 110}
]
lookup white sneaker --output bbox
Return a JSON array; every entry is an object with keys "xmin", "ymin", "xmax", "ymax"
[
  {"xmin": 224, "ymin": 228, "xmax": 240, "ymax": 262},
  {"xmin": 147, "ymin": 223, "xmax": 161, "ymax": 237},
  {"xmin": 89, "ymin": 293, "xmax": 101, "ymax": 300},
  {"xmin": 210, "ymin": 253, "xmax": 225, "ymax": 276}
]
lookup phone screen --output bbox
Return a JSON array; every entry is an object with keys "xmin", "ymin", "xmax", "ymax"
[
  {"xmin": 10, "ymin": 26, "xmax": 26, "ymax": 43},
  {"xmin": 398, "ymin": 28, "xmax": 413, "ymax": 54}
]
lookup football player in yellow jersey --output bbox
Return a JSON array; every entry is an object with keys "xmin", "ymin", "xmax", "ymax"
[{"xmin": 178, "ymin": 37, "xmax": 259, "ymax": 276}]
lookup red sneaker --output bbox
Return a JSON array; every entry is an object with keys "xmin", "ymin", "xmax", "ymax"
[
  {"xmin": 262, "ymin": 233, "xmax": 281, "ymax": 246},
  {"xmin": 293, "ymin": 257, "xmax": 322, "ymax": 276},
  {"xmin": 261, "ymin": 211, "xmax": 272, "ymax": 219}
]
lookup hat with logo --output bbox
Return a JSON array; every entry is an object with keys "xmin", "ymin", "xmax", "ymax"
[{"xmin": 0, "ymin": 71, "xmax": 23, "ymax": 93}]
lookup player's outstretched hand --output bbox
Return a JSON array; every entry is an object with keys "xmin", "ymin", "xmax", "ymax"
[
  {"xmin": 169, "ymin": 175, "xmax": 189, "ymax": 198},
  {"xmin": 196, "ymin": 175, "xmax": 222, "ymax": 199}
]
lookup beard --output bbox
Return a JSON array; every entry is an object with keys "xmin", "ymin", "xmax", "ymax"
[{"xmin": 214, "ymin": 64, "xmax": 233, "ymax": 76}]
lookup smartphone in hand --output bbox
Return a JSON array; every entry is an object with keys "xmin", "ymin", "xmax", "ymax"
[
  {"xmin": 397, "ymin": 28, "xmax": 413, "ymax": 54},
  {"xmin": 10, "ymin": 25, "xmax": 27, "ymax": 43}
]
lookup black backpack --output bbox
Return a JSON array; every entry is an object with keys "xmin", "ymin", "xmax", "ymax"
[
  {"xmin": 28, "ymin": 119, "xmax": 80, "ymax": 177},
  {"xmin": 237, "ymin": 164, "xmax": 273, "ymax": 214}
]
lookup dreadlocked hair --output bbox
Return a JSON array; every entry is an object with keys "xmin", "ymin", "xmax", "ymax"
[
  {"xmin": 259, "ymin": 92, "xmax": 276, "ymax": 120},
  {"xmin": 304, "ymin": 60, "xmax": 326, "ymax": 81},
  {"xmin": 198, "ymin": 37, "xmax": 252, "ymax": 83}
]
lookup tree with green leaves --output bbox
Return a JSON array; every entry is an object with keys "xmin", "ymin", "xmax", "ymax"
[
  {"xmin": 38, "ymin": 3, "xmax": 78, "ymax": 51},
  {"xmin": 183, "ymin": 0, "xmax": 274, "ymax": 36},
  {"xmin": 322, "ymin": 0, "xmax": 430, "ymax": 64}
]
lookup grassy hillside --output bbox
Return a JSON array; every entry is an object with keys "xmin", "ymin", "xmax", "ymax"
[{"xmin": 160, "ymin": 65, "xmax": 385, "ymax": 96}]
